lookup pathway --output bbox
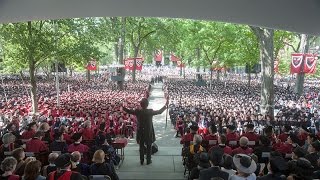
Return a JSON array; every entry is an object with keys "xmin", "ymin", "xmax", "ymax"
[{"xmin": 118, "ymin": 83, "xmax": 185, "ymax": 180}]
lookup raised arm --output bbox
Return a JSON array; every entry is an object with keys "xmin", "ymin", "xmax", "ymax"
[{"xmin": 152, "ymin": 97, "xmax": 169, "ymax": 115}]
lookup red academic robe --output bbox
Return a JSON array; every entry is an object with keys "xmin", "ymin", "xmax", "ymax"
[{"xmin": 26, "ymin": 138, "xmax": 48, "ymax": 153}]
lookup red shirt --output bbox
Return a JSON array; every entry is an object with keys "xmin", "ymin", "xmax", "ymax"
[
  {"xmin": 278, "ymin": 133, "xmax": 289, "ymax": 143},
  {"xmin": 204, "ymin": 134, "xmax": 218, "ymax": 149},
  {"xmin": 232, "ymin": 146, "xmax": 253, "ymax": 155},
  {"xmin": 81, "ymin": 128, "xmax": 94, "ymax": 140},
  {"xmin": 67, "ymin": 143, "xmax": 89, "ymax": 153},
  {"xmin": 21, "ymin": 130, "xmax": 35, "ymax": 140},
  {"xmin": 210, "ymin": 144, "xmax": 232, "ymax": 155},
  {"xmin": 273, "ymin": 142, "xmax": 293, "ymax": 154},
  {"xmin": 180, "ymin": 133, "xmax": 196, "ymax": 145},
  {"xmin": 241, "ymin": 132, "xmax": 260, "ymax": 142},
  {"xmin": 26, "ymin": 138, "xmax": 48, "ymax": 153},
  {"xmin": 226, "ymin": 132, "xmax": 239, "ymax": 142}
]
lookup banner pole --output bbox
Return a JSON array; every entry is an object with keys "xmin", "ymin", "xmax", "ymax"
[{"xmin": 165, "ymin": 104, "xmax": 168, "ymax": 130}]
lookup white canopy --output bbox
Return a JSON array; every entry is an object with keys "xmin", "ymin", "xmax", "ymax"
[{"xmin": 0, "ymin": 0, "xmax": 319, "ymax": 35}]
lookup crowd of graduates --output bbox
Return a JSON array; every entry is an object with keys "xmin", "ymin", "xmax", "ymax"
[
  {"xmin": 165, "ymin": 78, "xmax": 320, "ymax": 180},
  {"xmin": 0, "ymin": 75, "xmax": 152, "ymax": 180}
]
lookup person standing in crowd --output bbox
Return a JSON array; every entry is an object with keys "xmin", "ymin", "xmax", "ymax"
[
  {"xmin": 25, "ymin": 131, "xmax": 48, "ymax": 153},
  {"xmin": 123, "ymin": 97, "xmax": 169, "ymax": 165}
]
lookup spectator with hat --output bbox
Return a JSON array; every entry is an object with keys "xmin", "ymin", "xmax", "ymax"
[
  {"xmin": 199, "ymin": 146, "xmax": 229, "ymax": 180},
  {"xmin": 230, "ymin": 154, "xmax": 257, "ymax": 180},
  {"xmin": 305, "ymin": 140, "xmax": 320, "ymax": 170},
  {"xmin": 48, "ymin": 153, "xmax": 84, "ymax": 180},
  {"xmin": 67, "ymin": 133, "xmax": 89, "ymax": 153}
]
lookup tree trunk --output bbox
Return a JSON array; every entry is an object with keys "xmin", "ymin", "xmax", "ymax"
[
  {"xmin": 295, "ymin": 34, "xmax": 309, "ymax": 96},
  {"xmin": 132, "ymin": 46, "xmax": 139, "ymax": 82},
  {"xmin": 217, "ymin": 70, "xmax": 220, "ymax": 81},
  {"xmin": 69, "ymin": 68, "xmax": 73, "ymax": 77},
  {"xmin": 27, "ymin": 21, "xmax": 38, "ymax": 114},
  {"xmin": 29, "ymin": 62, "xmax": 38, "ymax": 114},
  {"xmin": 117, "ymin": 17, "xmax": 126, "ymax": 90},
  {"xmin": 210, "ymin": 70, "xmax": 213, "ymax": 88},
  {"xmin": 183, "ymin": 67, "xmax": 186, "ymax": 79},
  {"xmin": 248, "ymin": 73, "xmax": 251, "ymax": 87},
  {"xmin": 251, "ymin": 27, "xmax": 274, "ymax": 118}
]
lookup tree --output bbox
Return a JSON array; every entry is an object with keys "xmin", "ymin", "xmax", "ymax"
[
  {"xmin": 250, "ymin": 27, "xmax": 274, "ymax": 118},
  {"xmin": 127, "ymin": 17, "xmax": 157, "ymax": 82},
  {"xmin": 1, "ymin": 21, "xmax": 56, "ymax": 113}
]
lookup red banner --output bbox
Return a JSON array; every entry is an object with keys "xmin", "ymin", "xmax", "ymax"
[
  {"xmin": 124, "ymin": 58, "xmax": 143, "ymax": 71},
  {"xmin": 177, "ymin": 60, "xmax": 185, "ymax": 68},
  {"xmin": 86, "ymin": 60, "xmax": 97, "ymax": 71},
  {"xmin": 154, "ymin": 50, "xmax": 162, "ymax": 62},
  {"xmin": 291, "ymin": 53, "xmax": 303, "ymax": 74},
  {"xmin": 304, "ymin": 54, "xmax": 317, "ymax": 74},
  {"xmin": 170, "ymin": 53, "xmax": 180, "ymax": 62}
]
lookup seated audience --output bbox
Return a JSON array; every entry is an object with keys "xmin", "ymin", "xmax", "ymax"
[
  {"xmin": 199, "ymin": 146, "xmax": 229, "ymax": 180},
  {"xmin": 189, "ymin": 152, "xmax": 210, "ymax": 180}
]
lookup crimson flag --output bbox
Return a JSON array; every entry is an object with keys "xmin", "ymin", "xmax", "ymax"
[
  {"xmin": 124, "ymin": 58, "xmax": 143, "ymax": 71},
  {"xmin": 154, "ymin": 50, "xmax": 162, "ymax": 62},
  {"xmin": 177, "ymin": 60, "xmax": 185, "ymax": 68},
  {"xmin": 86, "ymin": 60, "xmax": 97, "ymax": 71},
  {"xmin": 290, "ymin": 53, "xmax": 303, "ymax": 74},
  {"xmin": 304, "ymin": 54, "xmax": 317, "ymax": 74},
  {"xmin": 170, "ymin": 53, "xmax": 180, "ymax": 62}
]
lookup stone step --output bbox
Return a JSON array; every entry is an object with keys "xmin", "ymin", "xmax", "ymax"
[
  {"xmin": 123, "ymin": 146, "xmax": 182, "ymax": 156},
  {"xmin": 118, "ymin": 172, "xmax": 185, "ymax": 180}
]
